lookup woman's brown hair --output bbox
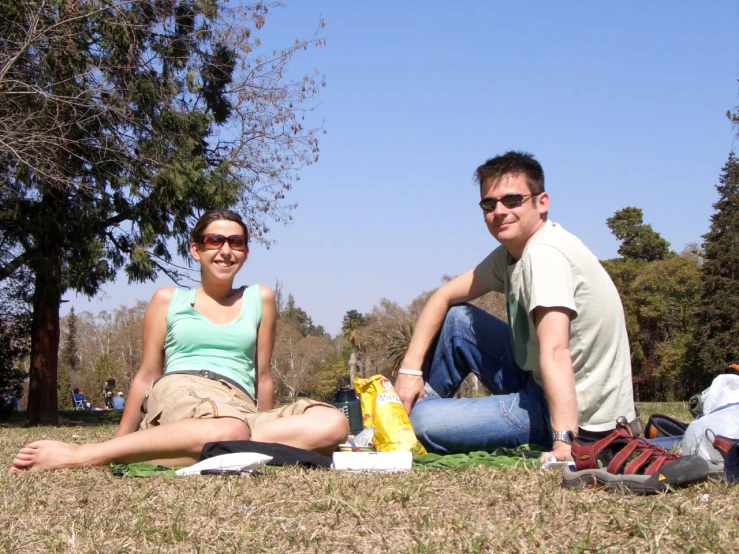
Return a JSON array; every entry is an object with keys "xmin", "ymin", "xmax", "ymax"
[{"xmin": 190, "ymin": 209, "xmax": 249, "ymax": 244}]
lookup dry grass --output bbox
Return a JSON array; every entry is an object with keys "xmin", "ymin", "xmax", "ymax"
[{"xmin": 1, "ymin": 403, "xmax": 737, "ymax": 553}]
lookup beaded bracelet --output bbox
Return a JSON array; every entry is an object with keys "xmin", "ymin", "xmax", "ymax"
[{"xmin": 397, "ymin": 368, "xmax": 423, "ymax": 376}]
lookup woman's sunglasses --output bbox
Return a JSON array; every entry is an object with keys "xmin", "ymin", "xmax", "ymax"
[
  {"xmin": 199, "ymin": 233, "xmax": 248, "ymax": 251},
  {"xmin": 478, "ymin": 193, "xmax": 540, "ymax": 212}
]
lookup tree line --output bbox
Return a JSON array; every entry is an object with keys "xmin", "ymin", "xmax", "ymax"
[
  {"xmin": 3, "ymin": 150, "xmax": 738, "ymax": 414},
  {"xmin": 2, "ymin": 151, "xmax": 738, "ymax": 412}
]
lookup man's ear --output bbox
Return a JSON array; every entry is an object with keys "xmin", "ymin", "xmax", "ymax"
[{"xmin": 535, "ymin": 192, "xmax": 550, "ymax": 216}]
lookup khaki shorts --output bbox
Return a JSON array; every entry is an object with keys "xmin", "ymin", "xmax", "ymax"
[{"xmin": 140, "ymin": 374, "xmax": 332, "ymax": 436}]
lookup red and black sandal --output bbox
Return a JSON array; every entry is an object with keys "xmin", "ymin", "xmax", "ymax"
[
  {"xmin": 706, "ymin": 431, "xmax": 737, "ymax": 459},
  {"xmin": 707, "ymin": 431, "xmax": 739, "ymax": 482},
  {"xmin": 563, "ymin": 417, "xmax": 709, "ymax": 494}
]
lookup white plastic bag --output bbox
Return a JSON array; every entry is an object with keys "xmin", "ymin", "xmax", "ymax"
[
  {"xmin": 702, "ymin": 374, "xmax": 739, "ymax": 415},
  {"xmin": 175, "ymin": 452, "xmax": 272, "ymax": 476},
  {"xmin": 680, "ymin": 405, "xmax": 739, "ymax": 462}
]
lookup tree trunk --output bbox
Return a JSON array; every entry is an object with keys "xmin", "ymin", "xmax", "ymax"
[
  {"xmin": 349, "ymin": 351, "xmax": 358, "ymax": 385},
  {"xmin": 26, "ymin": 194, "xmax": 64, "ymax": 426}
]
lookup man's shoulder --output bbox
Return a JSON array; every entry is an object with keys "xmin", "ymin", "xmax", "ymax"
[{"xmin": 527, "ymin": 221, "xmax": 594, "ymax": 260}]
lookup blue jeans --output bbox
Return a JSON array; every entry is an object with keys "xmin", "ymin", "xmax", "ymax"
[{"xmin": 409, "ymin": 304, "xmax": 552, "ymax": 454}]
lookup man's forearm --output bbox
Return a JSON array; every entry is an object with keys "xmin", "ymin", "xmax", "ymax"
[{"xmin": 539, "ymin": 348, "xmax": 578, "ymax": 435}]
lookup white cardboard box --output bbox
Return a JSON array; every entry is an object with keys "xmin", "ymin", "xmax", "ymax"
[{"xmin": 332, "ymin": 451, "xmax": 413, "ymax": 472}]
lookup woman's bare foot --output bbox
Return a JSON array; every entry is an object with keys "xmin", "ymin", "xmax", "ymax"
[{"xmin": 10, "ymin": 440, "xmax": 95, "ymax": 473}]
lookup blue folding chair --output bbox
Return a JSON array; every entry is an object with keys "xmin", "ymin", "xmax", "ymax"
[{"xmin": 70, "ymin": 391, "xmax": 85, "ymax": 410}]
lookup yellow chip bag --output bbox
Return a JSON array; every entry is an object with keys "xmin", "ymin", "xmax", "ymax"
[{"xmin": 354, "ymin": 374, "xmax": 427, "ymax": 456}]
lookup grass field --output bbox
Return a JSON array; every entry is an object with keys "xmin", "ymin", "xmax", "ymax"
[{"xmin": 1, "ymin": 403, "xmax": 737, "ymax": 553}]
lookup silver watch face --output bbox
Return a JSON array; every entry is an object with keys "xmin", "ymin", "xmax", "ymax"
[{"xmin": 552, "ymin": 431, "xmax": 573, "ymax": 444}]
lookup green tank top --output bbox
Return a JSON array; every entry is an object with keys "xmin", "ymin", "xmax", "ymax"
[{"xmin": 163, "ymin": 285, "xmax": 262, "ymax": 398}]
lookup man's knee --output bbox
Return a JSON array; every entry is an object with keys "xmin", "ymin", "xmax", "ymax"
[
  {"xmin": 444, "ymin": 303, "xmax": 505, "ymax": 335},
  {"xmin": 409, "ymin": 402, "xmax": 434, "ymax": 444},
  {"xmin": 441, "ymin": 304, "xmax": 476, "ymax": 336}
]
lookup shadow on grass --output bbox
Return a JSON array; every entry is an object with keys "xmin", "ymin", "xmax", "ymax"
[{"xmin": 0, "ymin": 410, "xmax": 122, "ymax": 428}]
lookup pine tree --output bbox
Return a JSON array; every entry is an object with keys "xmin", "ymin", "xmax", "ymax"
[
  {"xmin": 57, "ymin": 308, "xmax": 79, "ymax": 409},
  {"xmin": 57, "ymin": 365, "xmax": 72, "ymax": 410},
  {"xmin": 60, "ymin": 308, "xmax": 79, "ymax": 371},
  {"xmin": 697, "ymin": 152, "xmax": 739, "ymax": 377},
  {"xmin": 0, "ymin": 282, "xmax": 31, "ymax": 415},
  {"xmin": 606, "ymin": 207, "xmax": 671, "ymax": 262}
]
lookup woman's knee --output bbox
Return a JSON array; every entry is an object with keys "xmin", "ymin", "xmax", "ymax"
[
  {"xmin": 311, "ymin": 407, "xmax": 349, "ymax": 445},
  {"xmin": 209, "ymin": 417, "xmax": 250, "ymax": 442}
]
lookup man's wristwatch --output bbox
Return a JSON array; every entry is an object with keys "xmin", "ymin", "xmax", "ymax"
[{"xmin": 552, "ymin": 430, "xmax": 575, "ymax": 444}]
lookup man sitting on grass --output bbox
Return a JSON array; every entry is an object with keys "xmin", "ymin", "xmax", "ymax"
[
  {"xmin": 111, "ymin": 392, "xmax": 125, "ymax": 411},
  {"xmin": 395, "ymin": 151, "xmax": 637, "ymax": 464}
]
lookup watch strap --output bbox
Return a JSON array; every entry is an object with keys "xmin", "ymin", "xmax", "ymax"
[{"xmin": 552, "ymin": 430, "xmax": 575, "ymax": 444}]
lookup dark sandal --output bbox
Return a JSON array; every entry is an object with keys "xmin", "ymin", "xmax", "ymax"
[
  {"xmin": 706, "ymin": 430, "xmax": 739, "ymax": 482},
  {"xmin": 563, "ymin": 417, "xmax": 709, "ymax": 494}
]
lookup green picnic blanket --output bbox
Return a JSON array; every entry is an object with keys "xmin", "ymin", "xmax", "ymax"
[
  {"xmin": 110, "ymin": 462, "xmax": 180, "ymax": 478},
  {"xmin": 110, "ymin": 444, "xmax": 545, "ymax": 477},
  {"xmin": 413, "ymin": 444, "xmax": 545, "ymax": 470}
]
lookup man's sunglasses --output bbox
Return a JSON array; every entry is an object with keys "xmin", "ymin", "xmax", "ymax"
[
  {"xmin": 478, "ymin": 193, "xmax": 541, "ymax": 212},
  {"xmin": 199, "ymin": 233, "xmax": 248, "ymax": 251}
]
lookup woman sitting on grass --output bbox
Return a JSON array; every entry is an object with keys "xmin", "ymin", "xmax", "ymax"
[{"xmin": 11, "ymin": 210, "xmax": 348, "ymax": 472}]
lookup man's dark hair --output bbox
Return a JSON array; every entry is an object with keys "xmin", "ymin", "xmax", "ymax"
[
  {"xmin": 73, "ymin": 388, "xmax": 80, "ymax": 394},
  {"xmin": 475, "ymin": 151, "xmax": 545, "ymax": 195}
]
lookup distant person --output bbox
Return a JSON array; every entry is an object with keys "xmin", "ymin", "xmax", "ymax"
[
  {"xmin": 395, "ymin": 151, "xmax": 637, "ymax": 463},
  {"xmin": 72, "ymin": 388, "xmax": 91, "ymax": 410},
  {"xmin": 103, "ymin": 379, "xmax": 117, "ymax": 408},
  {"xmin": 111, "ymin": 392, "xmax": 125, "ymax": 411},
  {"xmin": 11, "ymin": 209, "xmax": 348, "ymax": 473}
]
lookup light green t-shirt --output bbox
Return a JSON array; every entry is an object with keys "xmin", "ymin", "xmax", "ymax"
[
  {"xmin": 475, "ymin": 220, "xmax": 636, "ymax": 431},
  {"xmin": 163, "ymin": 285, "xmax": 262, "ymax": 398}
]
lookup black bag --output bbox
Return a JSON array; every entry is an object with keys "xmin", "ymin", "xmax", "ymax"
[
  {"xmin": 200, "ymin": 440, "xmax": 332, "ymax": 469},
  {"xmin": 644, "ymin": 414, "xmax": 688, "ymax": 439}
]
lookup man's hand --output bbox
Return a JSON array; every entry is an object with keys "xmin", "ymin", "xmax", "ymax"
[
  {"xmin": 539, "ymin": 442, "xmax": 572, "ymax": 464},
  {"xmin": 395, "ymin": 373, "xmax": 425, "ymax": 414}
]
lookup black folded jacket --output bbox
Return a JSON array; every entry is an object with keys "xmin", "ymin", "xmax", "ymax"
[{"xmin": 200, "ymin": 440, "xmax": 332, "ymax": 469}]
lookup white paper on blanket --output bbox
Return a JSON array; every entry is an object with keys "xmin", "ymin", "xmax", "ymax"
[
  {"xmin": 540, "ymin": 457, "xmax": 575, "ymax": 471},
  {"xmin": 175, "ymin": 453, "xmax": 273, "ymax": 476},
  {"xmin": 332, "ymin": 451, "xmax": 412, "ymax": 472}
]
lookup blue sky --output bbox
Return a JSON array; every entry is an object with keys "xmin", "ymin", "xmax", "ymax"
[{"xmin": 68, "ymin": 1, "xmax": 739, "ymax": 336}]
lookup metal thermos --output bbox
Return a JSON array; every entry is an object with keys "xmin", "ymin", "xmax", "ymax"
[{"xmin": 331, "ymin": 387, "xmax": 363, "ymax": 436}]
